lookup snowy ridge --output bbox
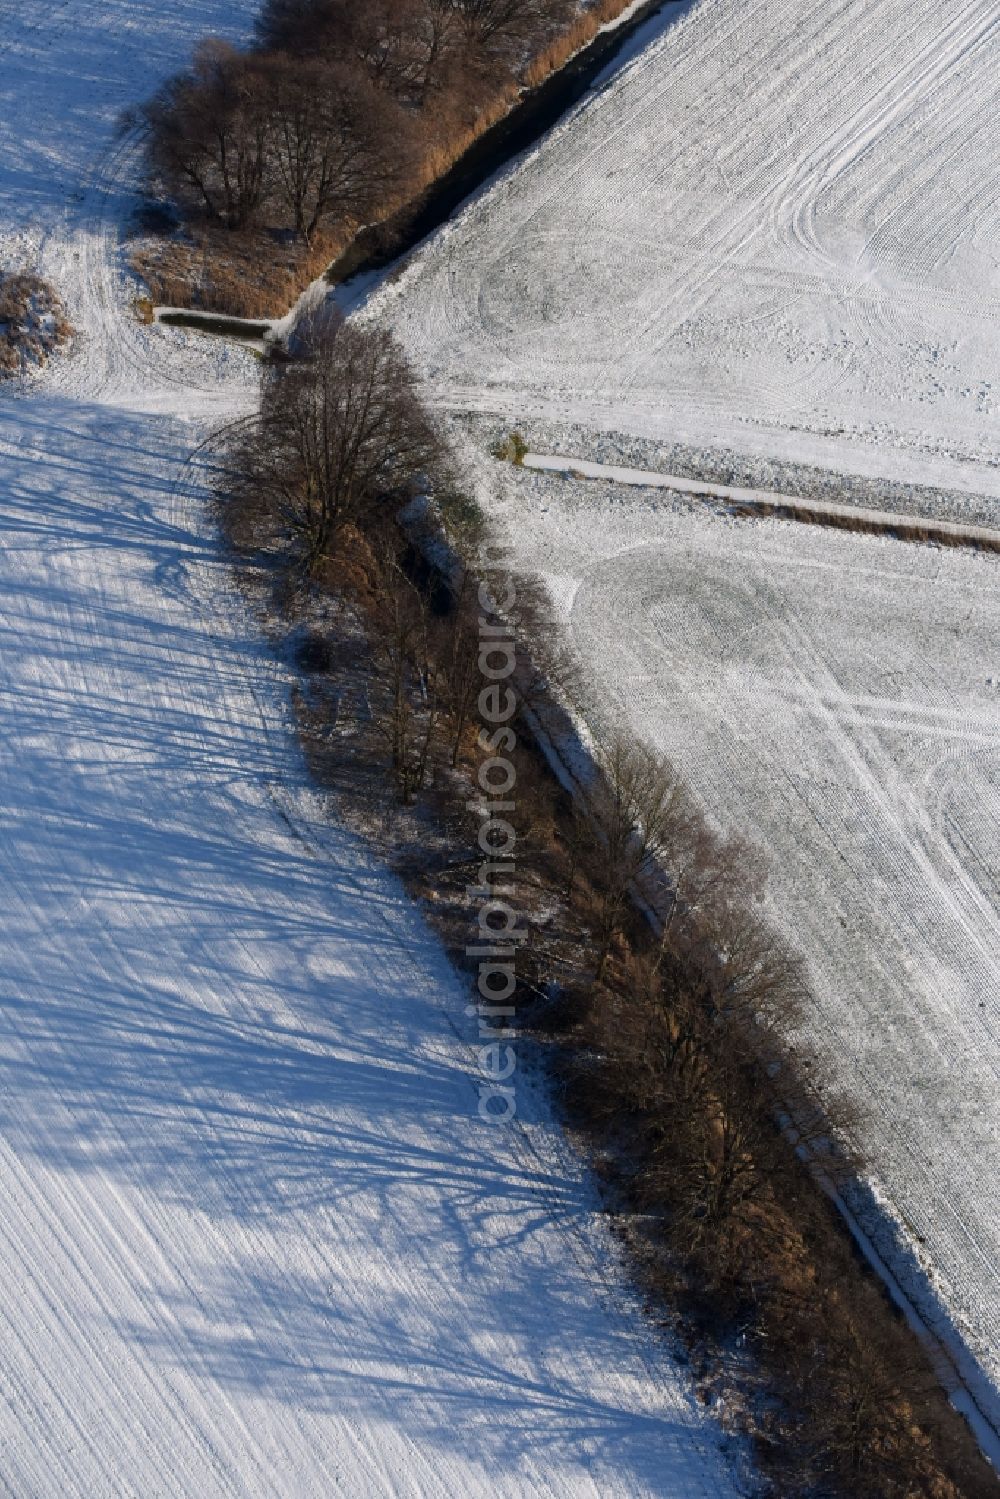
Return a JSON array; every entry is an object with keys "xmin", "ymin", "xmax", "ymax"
[{"xmin": 523, "ymin": 451, "xmax": 1000, "ymax": 546}]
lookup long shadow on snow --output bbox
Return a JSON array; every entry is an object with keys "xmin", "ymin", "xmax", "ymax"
[{"xmin": 0, "ymin": 395, "xmax": 720, "ymax": 1487}]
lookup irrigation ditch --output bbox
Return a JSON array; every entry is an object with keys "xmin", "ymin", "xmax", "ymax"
[
  {"xmin": 154, "ymin": 0, "xmax": 687, "ymax": 342},
  {"xmin": 323, "ymin": 0, "xmax": 688, "ymax": 289}
]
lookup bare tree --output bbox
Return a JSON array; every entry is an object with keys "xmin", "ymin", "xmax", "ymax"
[
  {"xmin": 364, "ymin": 530, "xmax": 441, "ymax": 802},
  {"xmin": 450, "ymin": 0, "xmax": 571, "ymax": 66},
  {"xmin": 258, "ymin": 0, "xmax": 461, "ymax": 102},
  {"xmin": 432, "ymin": 577, "xmax": 481, "ymax": 766},
  {"xmin": 579, "ymin": 735, "xmax": 692, "ymax": 981},
  {"xmin": 669, "ymin": 901, "xmax": 808, "ymax": 1041},
  {"xmin": 143, "ymin": 42, "xmax": 269, "ymax": 227},
  {"xmin": 232, "ymin": 307, "xmax": 441, "ymax": 574},
  {"xmin": 265, "ymin": 57, "xmax": 409, "ymax": 240}
]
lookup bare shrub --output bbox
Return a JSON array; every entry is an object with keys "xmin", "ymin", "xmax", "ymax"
[
  {"xmin": 0, "ymin": 272, "xmax": 71, "ymax": 375},
  {"xmin": 492, "ymin": 429, "xmax": 528, "ymax": 464}
]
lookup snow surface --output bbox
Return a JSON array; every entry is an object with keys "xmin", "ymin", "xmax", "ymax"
[
  {"xmin": 462, "ymin": 435, "xmax": 1000, "ymax": 1433},
  {"xmin": 372, "ymin": 0, "xmax": 1000, "ymax": 1439},
  {"xmin": 380, "ymin": 0, "xmax": 1000, "ymax": 504},
  {"xmin": 0, "ymin": 2, "xmax": 740, "ymax": 1494}
]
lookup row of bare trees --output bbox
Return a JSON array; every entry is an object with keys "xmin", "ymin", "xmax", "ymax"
[
  {"xmin": 221, "ymin": 308, "xmax": 477, "ymax": 802},
  {"xmin": 257, "ymin": 0, "xmax": 572, "ymax": 99},
  {"xmin": 219, "ymin": 318, "xmax": 996, "ymax": 1495},
  {"xmin": 142, "ymin": 0, "xmax": 572, "ymax": 240},
  {"xmin": 143, "ymin": 44, "xmax": 410, "ymax": 237},
  {"xmin": 566, "ymin": 738, "xmax": 816, "ymax": 1283},
  {"xmin": 549, "ymin": 737, "xmax": 991, "ymax": 1496}
]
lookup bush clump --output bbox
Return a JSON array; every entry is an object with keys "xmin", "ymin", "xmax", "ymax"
[
  {"xmin": 0, "ymin": 273, "xmax": 71, "ymax": 375},
  {"xmin": 493, "ymin": 429, "xmax": 528, "ymax": 465}
]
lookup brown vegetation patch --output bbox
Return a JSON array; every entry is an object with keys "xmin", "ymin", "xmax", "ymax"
[
  {"xmin": 129, "ymin": 223, "xmax": 344, "ymax": 320},
  {"xmin": 524, "ymin": 0, "xmax": 640, "ymax": 85},
  {"xmin": 0, "ymin": 272, "xmax": 72, "ymax": 375}
]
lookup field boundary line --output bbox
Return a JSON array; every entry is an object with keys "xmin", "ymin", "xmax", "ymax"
[{"xmin": 524, "ymin": 452, "xmax": 1000, "ymax": 553}]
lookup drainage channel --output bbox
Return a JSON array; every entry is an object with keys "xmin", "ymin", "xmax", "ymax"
[{"xmin": 326, "ymin": 0, "xmax": 686, "ymax": 290}]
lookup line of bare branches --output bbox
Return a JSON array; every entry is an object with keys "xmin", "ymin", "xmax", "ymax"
[{"xmin": 215, "ymin": 313, "xmax": 1000, "ymax": 1499}]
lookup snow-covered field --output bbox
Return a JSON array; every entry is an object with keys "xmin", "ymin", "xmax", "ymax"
[
  {"xmin": 383, "ymin": 0, "xmax": 1000, "ymax": 504},
  {"xmin": 452, "ymin": 431, "xmax": 1000, "ymax": 1435},
  {"xmin": 375, "ymin": 0, "xmax": 1000, "ymax": 1438},
  {"xmin": 0, "ymin": 3, "xmax": 741, "ymax": 1494}
]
